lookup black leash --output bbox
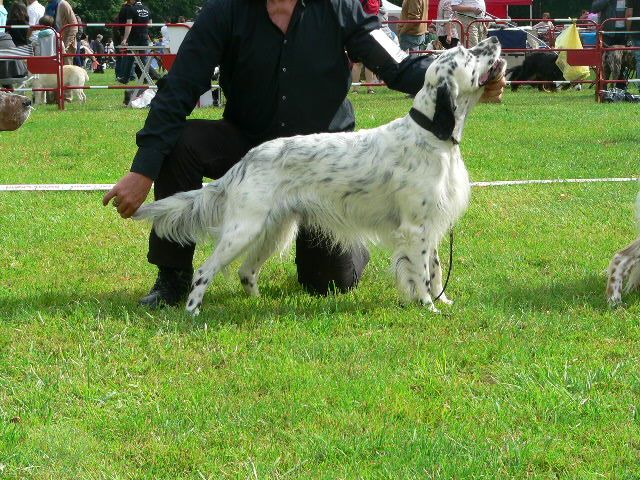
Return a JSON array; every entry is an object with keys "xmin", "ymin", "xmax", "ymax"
[{"xmin": 433, "ymin": 229, "xmax": 454, "ymax": 302}]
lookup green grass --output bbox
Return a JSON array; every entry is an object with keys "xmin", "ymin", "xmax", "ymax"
[{"xmin": 1, "ymin": 71, "xmax": 640, "ymax": 479}]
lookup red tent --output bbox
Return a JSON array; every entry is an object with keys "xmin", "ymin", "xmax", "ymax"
[{"xmin": 428, "ymin": 0, "xmax": 533, "ymax": 20}]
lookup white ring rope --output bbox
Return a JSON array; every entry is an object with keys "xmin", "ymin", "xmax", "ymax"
[{"xmin": 0, "ymin": 177, "xmax": 637, "ymax": 192}]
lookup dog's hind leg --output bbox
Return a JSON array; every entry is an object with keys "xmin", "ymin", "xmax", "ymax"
[
  {"xmin": 392, "ymin": 224, "xmax": 437, "ymax": 312},
  {"xmin": 237, "ymin": 216, "xmax": 298, "ymax": 297},
  {"xmin": 606, "ymin": 237, "xmax": 640, "ymax": 306},
  {"xmin": 187, "ymin": 218, "xmax": 268, "ymax": 315},
  {"xmin": 429, "ymin": 248, "xmax": 453, "ymax": 306}
]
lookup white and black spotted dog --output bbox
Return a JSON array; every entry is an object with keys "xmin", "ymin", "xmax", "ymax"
[
  {"xmin": 134, "ymin": 37, "xmax": 506, "ymax": 315},
  {"xmin": 606, "ymin": 194, "xmax": 640, "ymax": 306}
]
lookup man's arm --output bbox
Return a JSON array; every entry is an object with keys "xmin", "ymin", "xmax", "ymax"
[
  {"xmin": 338, "ymin": 0, "xmax": 504, "ymax": 99},
  {"xmin": 451, "ymin": 1, "xmax": 482, "ymax": 15},
  {"xmin": 104, "ymin": 0, "xmax": 231, "ymax": 217},
  {"xmin": 122, "ymin": 17, "xmax": 132, "ymax": 44}
]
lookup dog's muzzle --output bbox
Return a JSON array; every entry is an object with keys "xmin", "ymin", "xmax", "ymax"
[{"xmin": 479, "ymin": 58, "xmax": 507, "ymax": 86}]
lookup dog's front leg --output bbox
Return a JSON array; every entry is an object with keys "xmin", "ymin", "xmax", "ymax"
[
  {"xmin": 429, "ymin": 248, "xmax": 453, "ymax": 305},
  {"xmin": 392, "ymin": 225, "xmax": 438, "ymax": 312},
  {"xmin": 606, "ymin": 237, "xmax": 640, "ymax": 306}
]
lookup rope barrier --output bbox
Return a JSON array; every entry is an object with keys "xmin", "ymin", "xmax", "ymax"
[{"xmin": 1, "ymin": 178, "xmax": 637, "ymax": 192}]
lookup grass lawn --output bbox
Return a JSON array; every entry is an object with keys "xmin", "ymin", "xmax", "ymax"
[{"xmin": 1, "ymin": 70, "xmax": 640, "ymax": 479}]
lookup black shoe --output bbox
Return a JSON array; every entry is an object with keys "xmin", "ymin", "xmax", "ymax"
[{"xmin": 139, "ymin": 267, "xmax": 193, "ymax": 309}]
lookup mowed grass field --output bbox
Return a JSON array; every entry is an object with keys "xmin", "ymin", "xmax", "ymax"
[{"xmin": 1, "ymin": 70, "xmax": 640, "ymax": 479}]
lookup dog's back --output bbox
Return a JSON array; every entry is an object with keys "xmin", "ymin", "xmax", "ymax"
[{"xmin": 507, "ymin": 52, "xmax": 564, "ymax": 91}]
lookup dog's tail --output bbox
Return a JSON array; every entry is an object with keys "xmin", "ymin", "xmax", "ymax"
[{"xmin": 132, "ymin": 182, "xmax": 226, "ymax": 245}]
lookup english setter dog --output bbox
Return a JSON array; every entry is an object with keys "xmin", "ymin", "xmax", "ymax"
[
  {"xmin": 606, "ymin": 195, "xmax": 640, "ymax": 306},
  {"xmin": 134, "ymin": 37, "xmax": 506, "ymax": 315}
]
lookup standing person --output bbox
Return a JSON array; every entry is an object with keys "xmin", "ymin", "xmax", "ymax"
[
  {"xmin": 0, "ymin": 0, "xmax": 7, "ymax": 34},
  {"xmin": 45, "ymin": 0, "xmax": 59, "ymax": 18},
  {"xmin": 113, "ymin": 1, "xmax": 130, "ymax": 85},
  {"xmin": 55, "ymin": 0, "xmax": 77, "ymax": 66},
  {"xmin": 27, "ymin": 0, "xmax": 45, "ymax": 26},
  {"xmin": 90, "ymin": 33, "xmax": 105, "ymax": 72},
  {"xmin": 117, "ymin": 0, "xmax": 152, "ymax": 104},
  {"xmin": 533, "ymin": 11, "xmax": 553, "ymax": 45},
  {"xmin": 451, "ymin": 0, "xmax": 486, "ymax": 47},
  {"xmin": 591, "ymin": 0, "xmax": 628, "ymax": 46},
  {"xmin": 436, "ymin": 0, "xmax": 459, "ymax": 49},
  {"xmin": 399, "ymin": 0, "xmax": 428, "ymax": 52},
  {"xmin": 102, "ymin": 0, "xmax": 505, "ymax": 308},
  {"xmin": 6, "ymin": 3, "xmax": 30, "ymax": 46}
]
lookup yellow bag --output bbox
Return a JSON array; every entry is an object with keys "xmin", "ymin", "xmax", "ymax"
[{"xmin": 555, "ymin": 22, "xmax": 590, "ymax": 82}]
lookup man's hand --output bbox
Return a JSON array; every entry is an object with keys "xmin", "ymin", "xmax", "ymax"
[
  {"xmin": 103, "ymin": 171, "xmax": 153, "ymax": 218},
  {"xmin": 480, "ymin": 74, "xmax": 506, "ymax": 103}
]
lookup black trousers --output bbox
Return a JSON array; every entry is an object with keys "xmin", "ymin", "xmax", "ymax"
[{"xmin": 148, "ymin": 119, "xmax": 369, "ymax": 295}]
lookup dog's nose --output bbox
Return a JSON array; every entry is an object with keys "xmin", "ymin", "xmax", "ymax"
[{"xmin": 23, "ymin": 99, "xmax": 32, "ymax": 107}]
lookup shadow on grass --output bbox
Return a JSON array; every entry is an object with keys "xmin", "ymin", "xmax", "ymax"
[
  {"xmin": 0, "ymin": 277, "xmax": 397, "ymax": 331},
  {"xmin": 2, "ymin": 271, "xmax": 628, "ymax": 328},
  {"xmin": 490, "ymin": 271, "xmax": 615, "ymax": 313}
]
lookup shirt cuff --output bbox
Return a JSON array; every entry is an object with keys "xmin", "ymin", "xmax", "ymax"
[{"xmin": 130, "ymin": 147, "xmax": 165, "ymax": 180}]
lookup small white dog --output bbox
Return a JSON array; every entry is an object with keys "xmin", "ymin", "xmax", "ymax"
[
  {"xmin": 32, "ymin": 65, "xmax": 89, "ymax": 105},
  {"xmin": 134, "ymin": 37, "xmax": 505, "ymax": 316}
]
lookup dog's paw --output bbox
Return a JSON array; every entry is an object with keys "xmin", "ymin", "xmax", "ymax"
[
  {"xmin": 239, "ymin": 274, "xmax": 260, "ymax": 296},
  {"xmin": 186, "ymin": 296, "xmax": 202, "ymax": 316},
  {"xmin": 419, "ymin": 298, "xmax": 440, "ymax": 313},
  {"xmin": 607, "ymin": 295, "xmax": 623, "ymax": 309},
  {"xmin": 437, "ymin": 294, "xmax": 454, "ymax": 306}
]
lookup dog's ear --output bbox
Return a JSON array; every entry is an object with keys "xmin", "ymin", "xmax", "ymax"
[{"xmin": 431, "ymin": 83, "xmax": 456, "ymax": 141}]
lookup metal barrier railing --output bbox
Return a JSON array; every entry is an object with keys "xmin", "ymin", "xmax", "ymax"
[
  {"xmin": 0, "ymin": 25, "xmax": 62, "ymax": 104},
  {"xmin": 2, "ymin": 17, "xmax": 639, "ymax": 105},
  {"xmin": 57, "ymin": 22, "xmax": 192, "ymax": 110}
]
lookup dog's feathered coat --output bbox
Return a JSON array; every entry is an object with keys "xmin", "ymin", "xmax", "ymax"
[
  {"xmin": 134, "ymin": 37, "xmax": 505, "ymax": 315},
  {"xmin": 606, "ymin": 194, "xmax": 640, "ymax": 305}
]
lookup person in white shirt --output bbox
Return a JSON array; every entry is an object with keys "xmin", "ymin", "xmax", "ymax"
[
  {"xmin": 450, "ymin": 0, "xmax": 487, "ymax": 46},
  {"xmin": 0, "ymin": 0, "xmax": 7, "ymax": 33},
  {"xmin": 27, "ymin": 0, "xmax": 45, "ymax": 26}
]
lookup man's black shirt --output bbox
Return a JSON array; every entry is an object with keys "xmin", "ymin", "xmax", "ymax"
[
  {"xmin": 127, "ymin": 1, "xmax": 151, "ymax": 41},
  {"xmin": 132, "ymin": 0, "xmax": 434, "ymax": 180}
]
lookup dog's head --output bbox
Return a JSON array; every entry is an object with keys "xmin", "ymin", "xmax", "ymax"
[
  {"xmin": 413, "ymin": 37, "xmax": 505, "ymax": 143},
  {"xmin": 0, "ymin": 91, "xmax": 32, "ymax": 131}
]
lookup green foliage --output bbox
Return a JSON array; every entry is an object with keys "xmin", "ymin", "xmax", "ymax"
[
  {"xmin": 4, "ymin": 0, "xmax": 205, "ymax": 23},
  {"xmin": 71, "ymin": 0, "xmax": 205, "ymax": 23}
]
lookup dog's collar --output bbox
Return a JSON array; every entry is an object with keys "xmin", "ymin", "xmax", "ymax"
[{"xmin": 409, "ymin": 108, "xmax": 459, "ymax": 145}]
